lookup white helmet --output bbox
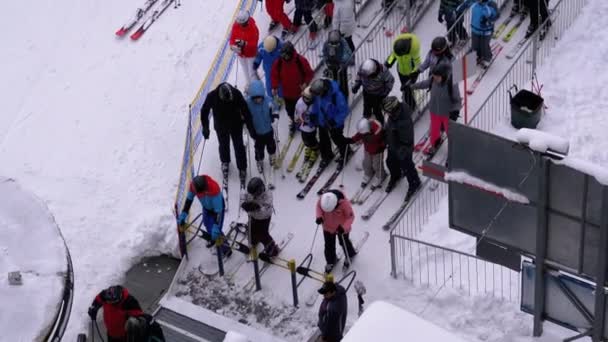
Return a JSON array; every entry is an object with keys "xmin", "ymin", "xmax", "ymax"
[
  {"xmin": 263, "ymin": 36, "xmax": 278, "ymax": 52},
  {"xmin": 357, "ymin": 118, "xmax": 371, "ymax": 134},
  {"xmin": 359, "ymin": 59, "xmax": 377, "ymax": 77},
  {"xmin": 320, "ymin": 192, "xmax": 339, "ymax": 212},
  {"xmin": 235, "ymin": 10, "xmax": 250, "ymax": 24}
]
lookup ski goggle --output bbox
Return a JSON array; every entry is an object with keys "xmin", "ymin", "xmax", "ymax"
[{"xmin": 252, "ymin": 96, "xmax": 264, "ymax": 103}]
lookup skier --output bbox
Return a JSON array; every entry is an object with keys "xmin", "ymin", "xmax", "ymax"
[
  {"xmin": 309, "ymin": 78, "xmax": 352, "ymax": 167},
  {"xmin": 524, "ymin": 0, "xmax": 550, "ymax": 38},
  {"xmin": 384, "ymin": 31, "xmax": 422, "ymax": 111},
  {"xmin": 270, "ymin": 41, "xmax": 315, "ymax": 135},
  {"xmin": 266, "ymin": 0, "xmax": 297, "ymax": 37},
  {"xmin": 438, "ymin": 0, "xmax": 468, "ymax": 48},
  {"xmin": 200, "ymin": 82, "xmax": 255, "ymax": 186},
  {"xmin": 322, "ymin": 30, "xmax": 353, "ymax": 100},
  {"xmin": 418, "ymin": 36, "xmax": 455, "ymax": 78},
  {"xmin": 345, "ymin": 118, "xmax": 387, "ymax": 189},
  {"xmin": 332, "ymin": 0, "xmax": 356, "ymax": 53},
  {"xmin": 316, "ymin": 190, "xmax": 357, "ymax": 272},
  {"xmin": 229, "ymin": 10, "xmax": 260, "ymax": 85},
  {"xmin": 245, "ymin": 79, "xmax": 279, "ymax": 173},
  {"xmin": 409, "ymin": 63, "xmax": 462, "ymax": 155},
  {"xmin": 177, "ymin": 175, "xmax": 232, "ymax": 257},
  {"xmin": 317, "ymin": 281, "xmax": 348, "ymax": 342},
  {"xmin": 253, "ymin": 35, "xmax": 284, "ymax": 98},
  {"xmin": 294, "ymin": 0, "xmax": 320, "ymax": 41},
  {"xmin": 241, "ymin": 177, "xmax": 280, "ymax": 256},
  {"xmin": 351, "ymin": 58, "xmax": 395, "ymax": 124},
  {"xmin": 457, "ymin": 0, "xmax": 498, "ymax": 69},
  {"xmin": 295, "ymin": 87, "xmax": 320, "ymax": 170},
  {"xmin": 88, "ymin": 285, "xmax": 144, "ymax": 342},
  {"xmin": 124, "ymin": 314, "xmax": 165, "ymax": 342},
  {"xmin": 381, "ymin": 96, "xmax": 421, "ymax": 199},
  {"xmin": 319, "ymin": 0, "xmax": 335, "ymax": 29}
]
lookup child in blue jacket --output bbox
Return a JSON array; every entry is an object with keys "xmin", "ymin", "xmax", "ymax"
[
  {"xmin": 458, "ymin": 0, "xmax": 498, "ymax": 68},
  {"xmin": 245, "ymin": 80, "xmax": 279, "ymax": 172}
]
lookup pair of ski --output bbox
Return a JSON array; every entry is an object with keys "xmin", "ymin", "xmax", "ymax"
[
  {"xmin": 304, "ymin": 231, "xmax": 370, "ymax": 307},
  {"xmin": 493, "ymin": 11, "xmax": 527, "ymax": 43},
  {"xmin": 296, "ymin": 146, "xmax": 359, "ymax": 199},
  {"xmin": 287, "ymin": 143, "xmax": 319, "ymax": 182},
  {"xmin": 115, "ymin": 0, "xmax": 176, "ymax": 40},
  {"xmin": 351, "ymin": 175, "xmax": 387, "ymax": 205},
  {"xmin": 197, "ymin": 222, "xmax": 253, "ymax": 277},
  {"xmin": 466, "ymin": 43, "xmax": 505, "ymax": 95},
  {"xmin": 243, "ymin": 232, "xmax": 295, "ymax": 292}
]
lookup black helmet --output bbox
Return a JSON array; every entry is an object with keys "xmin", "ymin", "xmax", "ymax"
[
  {"xmin": 310, "ymin": 79, "xmax": 328, "ymax": 97},
  {"xmin": 247, "ymin": 177, "xmax": 265, "ymax": 196},
  {"xmin": 192, "ymin": 175, "xmax": 208, "ymax": 192},
  {"xmin": 328, "ymin": 30, "xmax": 341, "ymax": 44},
  {"xmin": 431, "ymin": 36, "xmax": 448, "ymax": 53},
  {"xmin": 280, "ymin": 41, "xmax": 295, "ymax": 59},
  {"xmin": 393, "ymin": 37, "xmax": 412, "ymax": 56},
  {"xmin": 103, "ymin": 285, "xmax": 124, "ymax": 304},
  {"xmin": 431, "ymin": 63, "xmax": 451, "ymax": 81},
  {"xmin": 218, "ymin": 83, "xmax": 233, "ymax": 102},
  {"xmin": 382, "ymin": 96, "xmax": 400, "ymax": 114}
]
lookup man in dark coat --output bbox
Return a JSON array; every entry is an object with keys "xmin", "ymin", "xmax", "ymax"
[
  {"xmin": 125, "ymin": 314, "xmax": 166, "ymax": 342},
  {"xmin": 88, "ymin": 285, "xmax": 144, "ymax": 342},
  {"xmin": 200, "ymin": 82, "xmax": 255, "ymax": 185},
  {"xmin": 317, "ymin": 281, "xmax": 348, "ymax": 342},
  {"xmin": 382, "ymin": 96, "xmax": 421, "ymax": 200}
]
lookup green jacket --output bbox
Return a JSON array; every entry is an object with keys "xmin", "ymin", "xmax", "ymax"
[{"xmin": 385, "ymin": 33, "xmax": 421, "ymax": 76}]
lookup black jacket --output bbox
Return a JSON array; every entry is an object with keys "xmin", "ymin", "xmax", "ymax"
[
  {"xmin": 318, "ymin": 285, "xmax": 348, "ymax": 339},
  {"xmin": 384, "ymin": 102, "xmax": 414, "ymax": 158},
  {"xmin": 296, "ymin": 0, "xmax": 315, "ymax": 11},
  {"xmin": 200, "ymin": 84, "xmax": 255, "ymax": 134}
]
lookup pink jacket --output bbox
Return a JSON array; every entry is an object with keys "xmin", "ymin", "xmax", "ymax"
[{"xmin": 316, "ymin": 191, "xmax": 354, "ymax": 234}]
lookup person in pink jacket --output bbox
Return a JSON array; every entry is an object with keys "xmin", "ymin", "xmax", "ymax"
[{"xmin": 316, "ymin": 189, "xmax": 357, "ymax": 273}]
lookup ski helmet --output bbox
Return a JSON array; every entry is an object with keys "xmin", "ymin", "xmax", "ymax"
[
  {"xmin": 359, "ymin": 59, "xmax": 378, "ymax": 77},
  {"xmin": 302, "ymin": 86, "xmax": 314, "ymax": 104},
  {"xmin": 235, "ymin": 10, "xmax": 250, "ymax": 25},
  {"xmin": 431, "ymin": 36, "xmax": 448, "ymax": 53},
  {"xmin": 192, "ymin": 175, "xmax": 208, "ymax": 193},
  {"xmin": 393, "ymin": 37, "xmax": 412, "ymax": 56},
  {"xmin": 328, "ymin": 30, "xmax": 342, "ymax": 45},
  {"xmin": 218, "ymin": 83, "xmax": 233, "ymax": 102},
  {"xmin": 320, "ymin": 192, "xmax": 339, "ymax": 212},
  {"xmin": 247, "ymin": 177, "xmax": 265, "ymax": 197},
  {"xmin": 125, "ymin": 316, "xmax": 146, "ymax": 342},
  {"xmin": 310, "ymin": 79, "xmax": 328, "ymax": 97},
  {"xmin": 263, "ymin": 36, "xmax": 278, "ymax": 53},
  {"xmin": 280, "ymin": 41, "xmax": 295, "ymax": 59},
  {"xmin": 431, "ymin": 63, "xmax": 451, "ymax": 81},
  {"xmin": 103, "ymin": 285, "xmax": 123, "ymax": 304},
  {"xmin": 357, "ymin": 118, "xmax": 371, "ymax": 135},
  {"xmin": 382, "ymin": 96, "xmax": 401, "ymax": 114}
]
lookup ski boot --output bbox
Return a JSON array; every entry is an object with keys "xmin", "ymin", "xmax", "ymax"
[
  {"xmin": 238, "ymin": 169, "xmax": 247, "ymax": 188},
  {"xmin": 319, "ymin": 155, "xmax": 334, "ymax": 169},
  {"xmin": 525, "ymin": 25, "xmax": 537, "ymax": 39},
  {"xmin": 385, "ymin": 176, "xmax": 401, "ymax": 193},
  {"xmin": 361, "ymin": 174, "xmax": 372, "ymax": 188},
  {"xmin": 405, "ymin": 179, "xmax": 421, "ymax": 202},
  {"xmin": 221, "ymin": 162, "xmax": 230, "ymax": 178},
  {"xmin": 269, "ymin": 154, "xmax": 277, "ymax": 169},
  {"xmin": 263, "ymin": 241, "xmax": 279, "ymax": 258},
  {"xmin": 256, "ymin": 160, "xmax": 264, "ymax": 174},
  {"xmin": 324, "ymin": 263, "xmax": 335, "ymax": 274},
  {"xmin": 289, "ymin": 121, "xmax": 297, "ymax": 136},
  {"xmin": 371, "ymin": 173, "xmax": 387, "ymax": 189},
  {"xmin": 268, "ymin": 21, "xmax": 279, "ymax": 32}
]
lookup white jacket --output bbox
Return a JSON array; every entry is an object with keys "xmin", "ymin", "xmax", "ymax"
[{"xmin": 332, "ymin": 0, "xmax": 356, "ymax": 37}]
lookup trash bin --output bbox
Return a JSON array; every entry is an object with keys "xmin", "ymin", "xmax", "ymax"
[{"xmin": 509, "ymin": 85, "xmax": 544, "ymax": 129}]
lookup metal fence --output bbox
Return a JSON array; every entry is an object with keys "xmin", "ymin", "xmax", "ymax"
[
  {"xmin": 390, "ymin": 234, "xmax": 521, "ymax": 302},
  {"xmin": 392, "ymin": 181, "xmax": 448, "ymax": 237}
]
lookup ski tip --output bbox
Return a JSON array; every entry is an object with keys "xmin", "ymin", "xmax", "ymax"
[
  {"xmin": 130, "ymin": 30, "xmax": 144, "ymax": 40},
  {"xmin": 115, "ymin": 28, "xmax": 127, "ymax": 36}
]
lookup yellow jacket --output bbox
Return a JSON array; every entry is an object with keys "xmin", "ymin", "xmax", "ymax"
[{"xmin": 385, "ymin": 33, "xmax": 421, "ymax": 76}]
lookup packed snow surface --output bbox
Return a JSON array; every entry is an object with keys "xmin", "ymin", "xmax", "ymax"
[
  {"xmin": 0, "ymin": 178, "xmax": 66, "ymax": 341},
  {"xmin": 445, "ymin": 171, "xmax": 530, "ymax": 204}
]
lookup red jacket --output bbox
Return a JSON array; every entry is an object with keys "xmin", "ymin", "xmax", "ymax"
[
  {"xmin": 189, "ymin": 175, "xmax": 221, "ymax": 198},
  {"xmin": 229, "ymin": 17, "xmax": 259, "ymax": 58},
  {"xmin": 316, "ymin": 190, "xmax": 354, "ymax": 234},
  {"xmin": 94, "ymin": 288, "xmax": 143, "ymax": 338},
  {"xmin": 270, "ymin": 53, "xmax": 314, "ymax": 100},
  {"xmin": 350, "ymin": 119, "xmax": 385, "ymax": 155}
]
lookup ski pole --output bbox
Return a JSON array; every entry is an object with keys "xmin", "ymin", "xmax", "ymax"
[
  {"xmin": 339, "ymin": 108, "xmax": 354, "ymax": 188},
  {"xmin": 196, "ymin": 138, "xmax": 207, "ymax": 174},
  {"xmin": 246, "ymin": 130, "xmax": 253, "ymax": 180},
  {"xmin": 309, "ymin": 224, "xmax": 320, "ymax": 255},
  {"xmin": 90, "ymin": 319, "xmax": 94, "ymax": 342},
  {"xmin": 339, "ymin": 231, "xmax": 352, "ymax": 268}
]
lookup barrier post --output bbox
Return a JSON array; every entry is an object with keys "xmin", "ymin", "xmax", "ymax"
[
  {"xmin": 215, "ymin": 236, "xmax": 225, "ymax": 277},
  {"xmin": 251, "ymin": 246, "xmax": 262, "ymax": 291},
  {"xmin": 288, "ymin": 259, "xmax": 299, "ymax": 307}
]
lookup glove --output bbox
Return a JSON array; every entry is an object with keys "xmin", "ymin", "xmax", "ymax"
[
  {"xmin": 211, "ymin": 226, "xmax": 221, "ymax": 241},
  {"xmin": 438, "ymin": 12, "xmax": 444, "ymax": 23},
  {"xmin": 351, "ymin": 84, "xmax": 361, "ymax": 94},
  {"xmin": 235, "ymin": 39, "xmax": 245, "ymax": 48},
  {"xmin": 327, "ymin": 118, "xmax": 337, "ymax": 129},
  {"xmin": 410, "ymin": 70, "xmax": 420, "ymax": 80},
  {"xmin": 400, "ymin": 83, "xmax": 411, "ymax": 92},
  {"xmin": 178, "ymin": 211, "xmax": 188, "ymax": 226},
  {"xmin": 481, "ymin": 17, "xmax": 489, "ymax": 27},
  {"xmin": 241, "ymin": 201, "xmax": 260, "ymax": 212},
  {"xmin": 271, "ymin": 113, "xmax": 280, "ymax": 122},
  {"xmin": 316, "ymin": 217, "xmax": 324, "ymax": 225},
  {"xmin": 449, "ymin": 111, "xmax": 460, "ymax": 121},
  {"xmin": 337, "ymin": 225, "xmax": 345, "ymax": 234},
  {"xmin": 203, "ymin": 126, "xmax": 210, "ymax": 140},
  {"xmin": 88, "ymin": 305, "xmax": 98, "ymax": 320}
]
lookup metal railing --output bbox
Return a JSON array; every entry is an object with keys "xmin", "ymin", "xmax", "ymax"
[
  {"xmin": 390, "ymin": 234, "xmax": 521, "ymax": 302},
  {"xmin": 46, "ymin": 232, "xmax": 74, "ymax": 342},
  {"xmin": 392, "ymin": 181, "xmax": 448, "ymax": 238}
]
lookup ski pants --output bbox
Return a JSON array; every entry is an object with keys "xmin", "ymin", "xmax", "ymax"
[
  {"xmin": 302, "ymin": 130, "xmax": 320, "ymax": 149},
  {"xmin": 217, "ymin": 127, "xmax": 247, "ymax": 171},
  {"xmin": 238, "ymin": 56, "xmax": 256, "ymax": 86},
  {"xmin": 398, "ymin": 72, "xmax": 419, "ymax": 111},
  {"xmin": 107, "ymin": 336, "xmax": 124, "ymax": 342},
  {"xmin": 386, "ymin": 150, "xmax": 420, "ymax": 186},
  {"xmin": 362, "ymin": 92, "xmax": 386, "ymax": 124},
  {"xmin": 203, "ymin": 206, "xmax": 231, "ymax": 254},
  {"xmin": 445, "ymin": 12, "xmax": 468, "ymax": 43},
  {"xmin": 429, "ymin": 112, "xmax": 449, "ymax": 147},
  {"xmin": 362, "ymin": 151, "xmax": 387, "ymax": 184},
  {"xmin": 471, "ymin": 33, "xmax": 492, "ymax": 63},
  {"xmin": 284, "ymin": 97, "xmax": 298, "ymax": 124},
  {"xmin": 326, "ymin": 66, "xmax": 349, "ymax": 101},
  {"xmin": 250, "ymin": 217, "xmax": 277, "ymax": 251},
  {"xmin": 254, "ymin": 131, "xmax": 277, "ymax": 161},
  {"xmin": 323, "ymin": 230, "xmax": 356, "ymax": 264},
  {"xmin": 266, "ymin": 0, "xmax": 293, "ymax": 30},
  {"xmin": 294, "ymin": 9, "xmax": 319, "ymax": 33},
  {"xmin": 318, "ymin": 126, "xmax": 348, "ymax": 161},
  {"xmin": 524, "ymin": 0, "xmax": 549, "ymax": 29},
  {"xmin": 343, "ymin": 35, "xmax": 355, "ymax": 55}
]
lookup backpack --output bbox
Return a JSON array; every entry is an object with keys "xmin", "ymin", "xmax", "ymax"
[{"xmin": 277, "ymin": 55, "xmax": 306, "ymax": 80}]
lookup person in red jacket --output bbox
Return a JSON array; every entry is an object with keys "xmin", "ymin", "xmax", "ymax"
[
  {"xmin": 270, "ymin": 41, "xmax": 314, "ymax": 135},
  {"xmin": 316, "ymin": 190, "xmax": 357, "ymax": 273},
  {"xmin": 230, "ymin": 10, "xmax": 259, "ymax": 85},
  {"xmin": 266, "ymin": 0, "xmax": 296, "ymax": 36},
  {"xmin": 88, "ymin": 285, "xmax": 143, "ymax": 342},
  {"xmin": 345, "ymin": 118, "xmax": 387, "ymax": 189}
]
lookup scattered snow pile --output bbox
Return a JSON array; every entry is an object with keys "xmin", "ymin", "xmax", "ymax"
[
  {"xmin": 343, "ymin": 301, "xmax": 470, "ymax": 341},
  {"xmin": 515, "ymin": 128, "xmax": 570, "ymax": 155},
  {"xmin": 0, "ymin": 178, "xmax": 67, "ymax": 341},
  {"xmin": 223, "ymin": 331, "xmax": 248, "ymax": 342},
  {"xmin": 555, "ymin": 157, "xmax": 608, "ymax": 186},
  {"xmin": 445, "ymin": 171, "xmax": 529, "ymax": 204}
]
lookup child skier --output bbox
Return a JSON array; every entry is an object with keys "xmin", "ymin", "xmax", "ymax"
[
  {"xmin": 241, "ymin": 177, "xmax": 279, "ymax": 257},
  {"xmin": 345, "ymin": 118, "xmax": 387, "ymax": 189},
  {"xmin": 351, "ymin": 58, "xmax": 395, "ymax": 124},
  {"xmin": 316, "ymin": 190, "xmax": 357, "ymax": 272},
  {"xmin": 294, "ymin": 86, "xmax": 320, "ymax": 174},
  {"xmin": 458, "ymin": 0, "xmax": 498, "ymax": 68},
  {"xmin": 418, "ymin": 36, "xmax": 455, "ymax": 75},
  {"xmin": 245, "ymin": 79, "xmax": 279, "ymax": 174}
]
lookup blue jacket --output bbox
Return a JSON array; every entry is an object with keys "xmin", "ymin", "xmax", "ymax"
[
  {"xmin": 245, "ymin": 80, "xmax": 274, "ymax": 136},
  {"xmin": 322, "ymin": 38, "xmax": 353, "ymax": 69},
  {"xmin": 253, "ymin": 38, "xmax": 283, "ymax": 97},
  {"xmin": 459, "ymin": 0, "xmax": 498, "ymax": 36},
  {"xmin": 311, "ymin": 80, "xmax": 349, "ymax": 129}
]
